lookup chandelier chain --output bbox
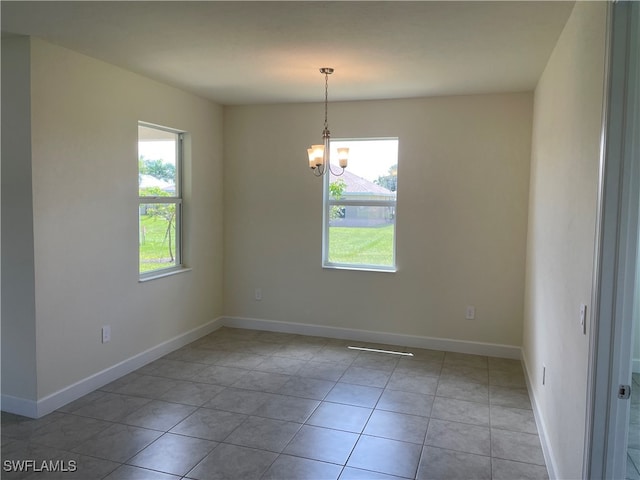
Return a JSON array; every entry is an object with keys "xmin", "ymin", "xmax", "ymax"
[{"xmin": 324, "ymin": 71, "xmax": 329, "ymax": 130}]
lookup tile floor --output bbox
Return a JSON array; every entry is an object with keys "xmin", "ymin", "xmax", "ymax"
[
  {"xmin": 627, "ymin": 373, "xmax": 640, "ymax": 480},
  {"xmin": 1, "ymin": 327, "xmax": 548, "ymax": 479}
]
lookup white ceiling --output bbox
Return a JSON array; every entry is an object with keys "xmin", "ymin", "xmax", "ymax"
[{"xmin": 1, "ymin": 1, "xmax": 575, "ymax": 105}]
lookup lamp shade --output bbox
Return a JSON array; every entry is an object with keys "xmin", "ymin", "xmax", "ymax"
[
  {"xmin": 337, "ymin": 147, "xmax": 349, "ymax": 168},
  {"xmin": 310, "ymin": 144, "xmax": 324, "ymax": 167}
]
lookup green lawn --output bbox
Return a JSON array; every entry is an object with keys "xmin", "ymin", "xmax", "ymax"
[
  {"xmin": 139, "ymin": 213, "xmax": 176, "ymax": 273},
  {"xmin": 328, "ymin": 224, "xmax": 394, "ymax": 266}
]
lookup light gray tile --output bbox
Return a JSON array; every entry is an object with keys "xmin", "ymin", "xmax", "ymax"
[
  {"xmin": 307, "ymin": 402, "xmax": 372, "ymax": 433},
  {"xmin": 352, "ymin": 352, "xmax": 399, "ymax": 372},
  {"xmin": 403, "ymin": 348, "xmax": 445, "ymax": 363},
  {"xmin": 631, "ymin": 405, "xmax": 640, "ymax": 425},
  {"xmin": 629, "ymin": 448, "xmax": 640, "ymax": 472},
  {"xmin": 443, "ymin": 352, "xmax": 488, "ymax": 369},
  {"xmin": 489, "ymin": 369, "xmax": 526, "ymax": 388},
  {"xmin": 204, "ymin": 387, "xmax": 274, "ymax": 414},
  {"xmin": 120, "ymin": 400, "xmax": 197, "ymax": 431},
  {"xmin": 297, "ymin": 360, "xmax": 349, "ymax": 381},
  {"xmin": 628, "ymin": 455, "xmax": 640, "ymax": 480},
  {"xmin": 169, "ymin": 408, "xmax": 246, "ymax": 441},
  {"xmin": 284, "ymin": 425, "xmax": 359, "ymax": 465},
  {"xmin": 274, "ymin": 344, "xmax": 323, "ymax": 360},
  {"xmin": 431, "ymin": 397, "xmax": 490, "ymax": 427},
  {"xmin": 254, "ymin": 330, "xmax": 300, "ymax": 344},
  {"xmin": 1, "ymin": 412, "xmax": 67, "ymax": 441},
  {"xmin": 99, "ymin": 373, "xmax": 141, "ymax": 392},
  {"xmin": 254, "ymin": 356, "xmax": 307, "ymax": 375},
  {"xmin": 113, "ymin": 375, "xmax": 179, "ymax": 398},
  {"xmin": 164, "ymin": 346, "xmax": 230, "ymax": 364},
  {"xmin": 488, "ymin": 357, "xmax": 523, "ymax": 374},
  {"xmin": 159, "ymin": 381, "xmax": 225, "ymax": 406},
  {"xmin": 347, "ymin": 435, "xmax": 422, "ymax": 479},
  {"xmin": 72, "ymin": 423, "xmax": 162, "ymax": 463},
  {"xmin": 339, "ymin": 467, "xmax": 407, "ymax": 480},
  {"xmin": 630, "ymin": 424, "xmax": 640, "ymax": 450},
  {"xmin": 27, "ymin": 414, "xmax": 112, "ymax": 450},
  {"xmin": 489, "ymin": 385, "xmax": 532, "ymax": 410},
  {"xmin": 386, "ymin": 371, "xmax": 439, "ymax": 395},
  {"xmin": 311, "ymin": 345, "xmax": 359, "ymax": 364},
  {"xmin": 492, "ymin": 458, "xmax": 549, "ymax": 480},
  {"xmin": 490, "ymin": 405, "xmax": 538, "ymax": 434},
  {"xmin": 253, "ymin": 394, "xmax": 320, "ymax": 423},
  {"xmin": 440, "ymin": 365, "xmax": 489, "ymax": 385},
  {"xmin": 56, "ymin": 391, "xmax": 107, "ymax": 413},
  {"xmin": 149, "ymin": 359, "xmax": 207, "ymax": 381},
  {"xmin": 325, "ymin": 383, "xmax": 383, "ymax": 408},
  {"xmin": 262, "ymin": 454, "xmax": 342, "ymax": 480},
  {"xmin": 395, "ymin": 358, "xmax": 443, "ymax": 377},
  {"xmin": 377, "ymin": 389, "xmax": 434, "ymax": 417},
  {"xmin": 103, "ymin": 465, "xmax": 180, "ymax": 480},
  {"xmin": 186, "ymin": 443, "xmax": 277, "ymax": 480},
  {"xmin": 340, "ymin": 367, "xmax": 391, "ymax": 388},
  {"xmin": 127, "ymin": 433, "xmax": 216, "ymax": 476},
  {"xmin": 424, "ymin": 418, "xmax": 491, "ymax": 456},
  {"xmin": 24, "ymin": 453, "xmax": 121, "ymax": 480},
  {"xmin": 364, "ymin": 410, "xmax": 429, "ymax": 444},
  {"xmin": 215, "ymin": 352, "xmax": 268, "ymax": 369},
  {"xmin": 491, "ymin": 428, "xmax": 545, "ymax": 465},
  {"xmin": 72, "ymin": 392, "xmax": 151, "ymax": 422},
  {"xmin": 4, "ymin": 440, "xmax": 120, "ymax": 480},
  {"xmin": 230, "ymin": 370, "xmax": 291, "ymax": 392},
  {"xmin": 224, "ymin": 416, "xmax": 301, "ymax": 452},
  {"xmin": 416, "ymin": 446, "xmax": 491, "ymax": 480},
  {"xmin": 436, "ymin": 378, "xmax": 489, "ymax": 403},
  {"xmin": 278, "ymin": 376, "xmax": 335, "ymax": 400},
  {"xmin": 189, "ymin": 365, "xmax": 250, "ymax": 386}
]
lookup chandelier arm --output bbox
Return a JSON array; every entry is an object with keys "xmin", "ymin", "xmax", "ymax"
[{"xmin": 328, "ymin": 164, "xmax": 346, "ymax": 176}]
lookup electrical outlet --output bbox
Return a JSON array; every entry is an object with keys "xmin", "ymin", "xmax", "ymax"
[
  {"xmin": 255, "ymin": 288, "xmax": 262, "ymax": 301},
  {"xmin": 579, "ymin": 304, "xmax": 587, "ymax": 334},
  {"xmin": 465, "ymin": 306, "xmax": 475, "ymax": 320},
  {"xmin": 102, "ymin": 325, "xmax": 111, "ymax": 344}
]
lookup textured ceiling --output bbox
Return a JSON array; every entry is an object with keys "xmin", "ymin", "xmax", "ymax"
[{"xmin": 1, "ymin": 1, "xmax": 575, "ymax": 105}]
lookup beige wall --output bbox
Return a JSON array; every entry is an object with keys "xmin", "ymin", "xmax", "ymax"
[
  {"xmin": 224, "ymin": 93, "xmax": 532, "ymax": 347},
  {"xmin": 523, "ymin": 2, "xmax": 607, "ymax": 478},
  {"xmin": 24, "ymin": 39, "xmax": 224, "ymax": 399},
  {"xmin": 1, "ymin": 36, "xmax": 38, "ymax": 402}
]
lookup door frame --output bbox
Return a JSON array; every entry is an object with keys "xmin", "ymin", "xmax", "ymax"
[{"xmin": 584, "ymin": 1, "xmax": 640, "ymax": 478}]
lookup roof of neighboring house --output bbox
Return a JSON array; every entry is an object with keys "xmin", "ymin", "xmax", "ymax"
[
  {"xmin": 139, "ymin": 174, "xmax": 175, "ymax": 193},
  {"xmin": 329, "ymin": 168, "xmax": 394, "ymax": 195}
]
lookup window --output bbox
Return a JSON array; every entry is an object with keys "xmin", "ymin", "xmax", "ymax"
[
  {"xmin": 138, "ymin": 123, "xmax": 184, "ymax": 278},
  {"xmin": 324, "ymin": 138, "xmax": 399, "ymax": 271}
]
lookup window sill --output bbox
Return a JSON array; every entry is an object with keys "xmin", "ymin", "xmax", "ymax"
[
  {"xmin": 323, "ymin": 264, "xmax": 397, "ymax": 273},
  {"xmin": 139, "ymin": 266, "xmax": 192, "ymax": 283}
]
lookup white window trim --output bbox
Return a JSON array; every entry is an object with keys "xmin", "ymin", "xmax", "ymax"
[
  {"xmin": 322, "ymin": 138, "xmax": 399, "ymax": 272},
  {"xmin": 138, "ymin": 122, "xmax": 185, "ymax": 280}
]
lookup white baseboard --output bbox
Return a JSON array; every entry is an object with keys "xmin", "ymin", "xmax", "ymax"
[
  {"xmin": 222, "ymin": 316, "xmax": 522, "ymax": 359},
  {"xmin": 633, "ymin": 358, "xmax": 640, "ymax": 374},
  {"xmin": 1, "ymin": 317, "xmax": 224, "ymax": 419},
  {"xmin": 0, "ymin": 394, "xmax": 38, "ymax": 419},
  {"xmin": 521, "ymin": 354, "xmax": 557, "ymax": 480},
  {"xmin": 4, "ymin": 315, "xmax": 523, "ymax": 419}
]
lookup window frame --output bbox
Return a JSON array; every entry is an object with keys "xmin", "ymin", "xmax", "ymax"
[
  {"xmin": 322, "ymin": 137, "xmax": 399, "ymax": 273},
  {"xmin": 138, "ymin": 122, "xmax": 186, "ymax": 281}
]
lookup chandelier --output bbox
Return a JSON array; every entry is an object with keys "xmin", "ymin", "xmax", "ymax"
[{"xmin": 307, "ymin": 67, "xmax": 349, "ymax": 176}]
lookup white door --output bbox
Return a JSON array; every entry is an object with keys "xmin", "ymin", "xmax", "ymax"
[{"xmin": 585, "ymin": 2, "xmax": 640, "ymax": 479}]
